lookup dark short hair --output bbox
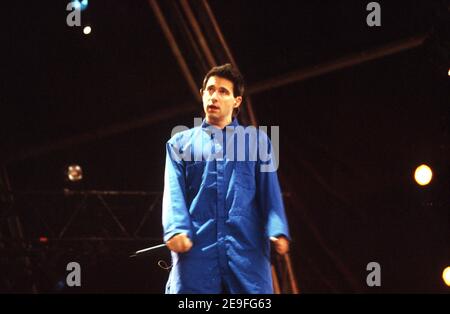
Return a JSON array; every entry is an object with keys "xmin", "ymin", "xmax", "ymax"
[{"xmin": 201, "ymin": 63, "xmax": 245, "ymax": 117}]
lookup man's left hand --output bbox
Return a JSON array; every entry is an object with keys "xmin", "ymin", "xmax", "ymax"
[{"xmin": 270, "ymin": 236, "xmax": 290, "ymax": 255}]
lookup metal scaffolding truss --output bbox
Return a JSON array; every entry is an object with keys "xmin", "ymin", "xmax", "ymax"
[
  {"xmin": 0, "ymin": 187, "xmax": 167, "ymax": 293},
  {"xmin": 1, "ymin": 190, "xmax": 163, "ymax": 243}
]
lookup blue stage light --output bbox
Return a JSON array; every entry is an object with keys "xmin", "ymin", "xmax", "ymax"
[{"xmin": 72, "ymin": 0, "xmax": 88, "ymax": 11}]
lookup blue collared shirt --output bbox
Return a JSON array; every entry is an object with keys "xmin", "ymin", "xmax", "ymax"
[{"xmin": 162, "ymin": 118, "xmax": 290, "ymax": 293}]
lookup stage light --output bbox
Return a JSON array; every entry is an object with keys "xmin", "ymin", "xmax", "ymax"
[
  {"xmin": 39, "ymin": 236, "xmax": 49, "ymax": 244},
  {"xmin": 443, "ymin": 267, "xmax": 450, "ymax": 287},
  {"xmin": 448, "ymin": 68, "xmax": 450, "ymax": 76},
  {"xmin": 72, "ymin": 0, "xmax": 88, "ymax": 11},
  {"xmin": 67, "ymin": 164, "xmax": 83, "ymax": 182},
  {"xmin": 414, "ymin": 164, "xmax": 433, "ymax": 186},
  {"xmin": 83, "ymin": 26, "xmax": 91, "ymax": 35}
]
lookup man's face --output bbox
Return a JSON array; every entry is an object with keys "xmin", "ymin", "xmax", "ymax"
[{"xmin": 202, "ymin": 76, "xmax": 242, "ymax": 127}]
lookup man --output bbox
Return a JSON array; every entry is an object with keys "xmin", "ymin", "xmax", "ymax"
[{"xmin": 162, "ymin": 63, "xmax": 290, "ymax": 293}]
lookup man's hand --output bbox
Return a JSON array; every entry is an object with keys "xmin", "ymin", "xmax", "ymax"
[
  {"xmin": 166, "ymin": 233, "xmax": 193, "ymax": 253},
  {"xmin": 270, "ymin": 236, "xmax": 290, "ymax": 255}
]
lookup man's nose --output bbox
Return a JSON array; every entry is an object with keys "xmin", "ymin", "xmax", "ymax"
[{"xmin": 210, "ymin": 91, "xmax": 218, "ymax": 102}]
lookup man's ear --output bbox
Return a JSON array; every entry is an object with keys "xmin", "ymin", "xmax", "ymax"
[
  {"xmin": 199, "ymin": 88, "xmax": 203, "ymax": 97},
  {"xmin": 234, "ymin": 96, "xmax": 242, "ymax": 108}
]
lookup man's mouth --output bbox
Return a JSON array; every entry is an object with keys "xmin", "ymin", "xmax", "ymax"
[{"xmin": 207, "ymin": 105, "xmax": 219, "ymax": 111}]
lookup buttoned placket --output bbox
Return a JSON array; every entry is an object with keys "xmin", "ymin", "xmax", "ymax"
[{"xmin": 210, "ymin": 130, "xmax": 228, "ymax": 274}]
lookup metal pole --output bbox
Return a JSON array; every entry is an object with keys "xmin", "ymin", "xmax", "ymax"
[
  {"xmin": 148, "ymin": 0, "xmax": 200, "ymax": 101},
  {"xmin": 200, "ymin": 0, "xmax": 258, "ymax": 127},
  {"xmin": 271, "ymin": 264, "xmax": 281, "ymax": 294},
  {"xmin": 179, "ymin": 0, "xmax": 217, "ymax": 68},
  {"xmin": 4, "ymin": 102, "xmax": 198, "ymax": 165},
  {"xmin": 247, "ymin": 34, "xmax": 428, "ymax": 95},
  {"xmin": 284, "ymin": 254, "xmax": 299, "ymax": 294}
]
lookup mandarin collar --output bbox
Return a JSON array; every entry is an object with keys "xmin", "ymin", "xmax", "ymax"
[{"xmin": 201, "ymin": 118, "xmax": 239, "ymax": 130}]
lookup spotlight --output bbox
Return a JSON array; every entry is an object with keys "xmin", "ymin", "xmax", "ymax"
[
  {"xmin": 83, "ymin": 26, "xmax": 91, "ymax": 35},
  {"xmin": 414, "ymin": 164, "xmax": 433, "ymax": 186},
  {"xmin": 72, "ymin": 0, "xmax": 88, "ymax": 11},
  {"xmin": 67, "ymin": 164, "xmax": 83, "ymax": 182},
  {"xmin": 443, "ymin": 266, "xmax": 450, "ymax": 287}
]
